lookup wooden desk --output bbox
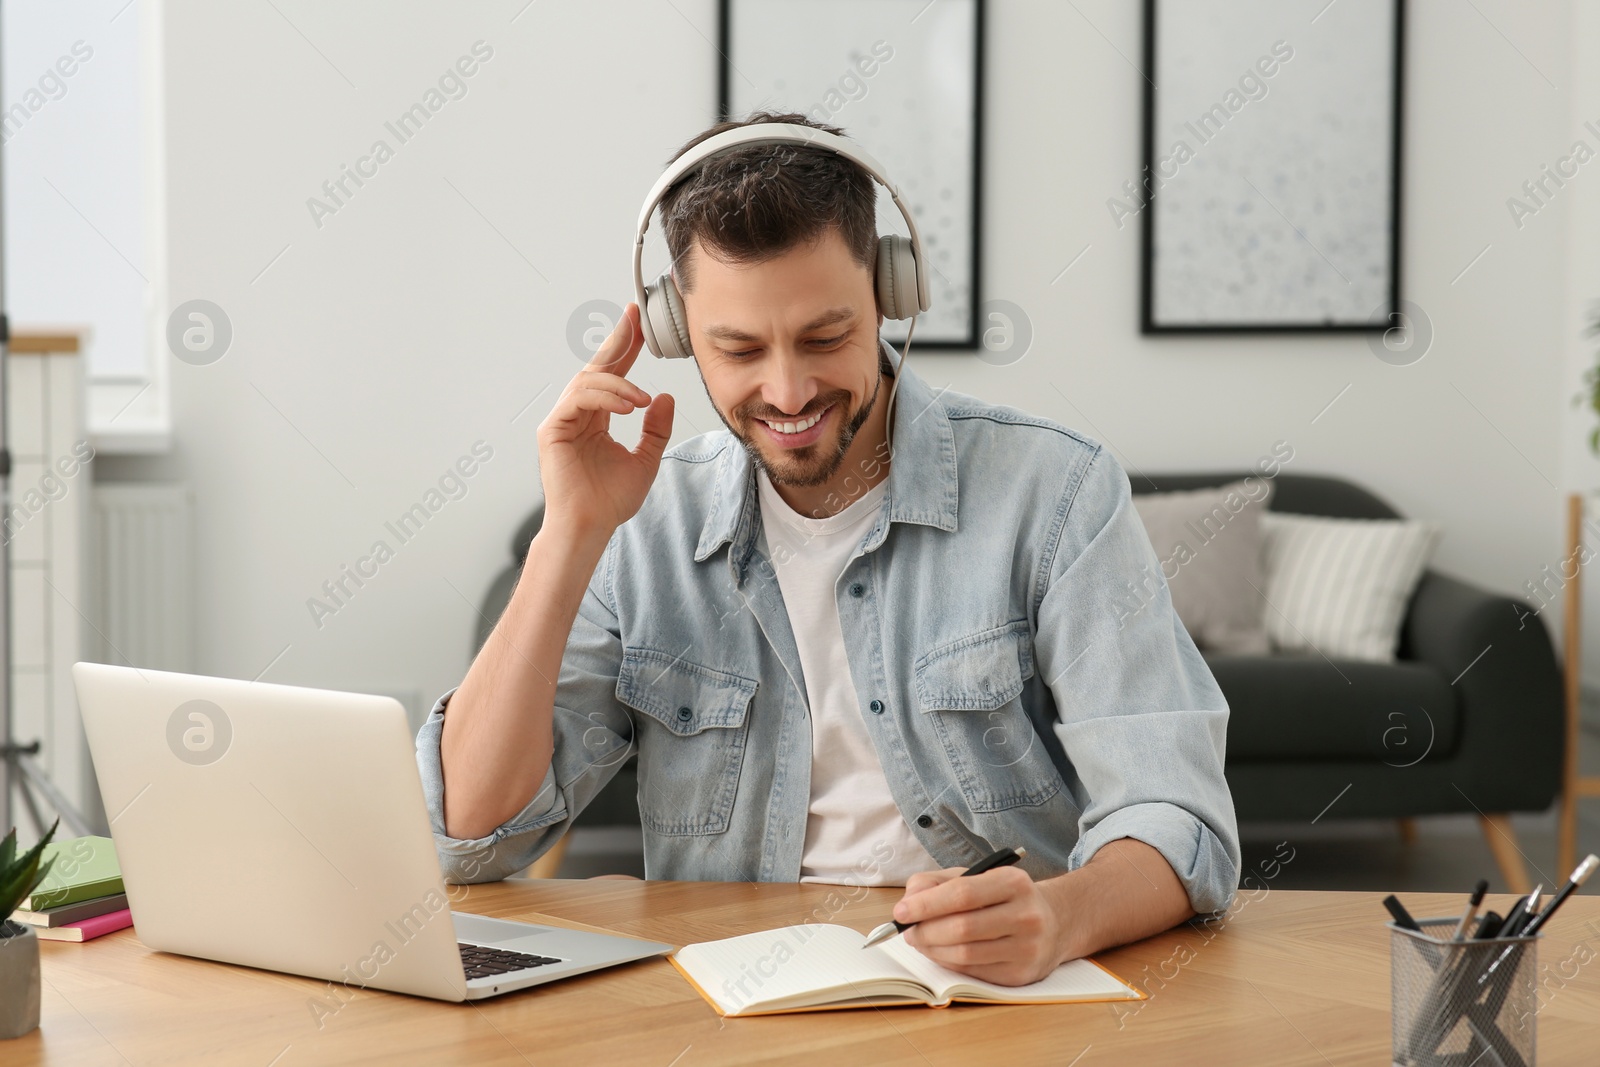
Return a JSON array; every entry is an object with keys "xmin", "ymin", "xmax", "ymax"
[{"xmin": 12, "ymin": 882, "xmax": 1600, "ymax": 1065}]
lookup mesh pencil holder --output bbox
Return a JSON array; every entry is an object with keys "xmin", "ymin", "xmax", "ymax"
[{"xmin": 1389, "ymin": 918, "xmax": 1539, "ymax": 1067}]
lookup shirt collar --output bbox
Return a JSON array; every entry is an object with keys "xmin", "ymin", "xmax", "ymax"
[{"xmin": 694, "ymin": 336, "xmax": 960, "ymax": 573}]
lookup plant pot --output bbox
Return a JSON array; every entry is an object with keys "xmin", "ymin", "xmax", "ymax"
[{"xmin": 0, "ymin": 920, "xmax": 41, "ymax": 1040}]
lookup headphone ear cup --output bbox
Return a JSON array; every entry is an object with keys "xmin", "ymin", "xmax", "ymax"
[
  {"xmin": 643, "ymin": 270, "xmax": 694, "ymax": 359},
  {"xmin": 876, "ymin": 234, "xmax": 922, "ymax": 321}
]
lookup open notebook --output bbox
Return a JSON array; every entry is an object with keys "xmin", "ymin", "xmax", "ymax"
[{"xmin": 670, "ymin": 923, "xmax": 1145, "ymax": 1017}]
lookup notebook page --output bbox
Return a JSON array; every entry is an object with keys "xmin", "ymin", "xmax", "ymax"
[
  {"xmin": 674, "ymin": 924, "xmax": 930, "ymax": 1013},
  {"xmin": 877, "ymin": 936, "xmax": 1138, "ymax": 1003}
]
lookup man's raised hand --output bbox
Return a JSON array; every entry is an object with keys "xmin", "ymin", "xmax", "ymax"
[{"xmin": 537, "ymin": 302, "xmax": 675, "ymax": 541}]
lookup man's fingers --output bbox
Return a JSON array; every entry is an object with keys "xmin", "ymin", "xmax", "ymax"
[
  {"xmin": 905, "ymin": 894, "xmax": 1039, "ymax": 949},
  {"xmin": 905, "ymin": 931, "xmax": 1020, "ymax": 968},
  {"xmin": 631, "ymin": 393, "xmax": 674, "ymax": 465},
  {"xmin": 548, "ymin": 387, "xmax": 638, "ymax": 428},
  {"xmin": 585, "ymin": 302, "xmax": 638, "ymax": 369},
  {"xmin": 893, "ymin": 867, "xmax": 1027, "ymax": 924},
  {"xmin": 893, "ymin": 869, "xmax": 1058, "ymax": 988},
  {"xmin": 564, "ymin": 370, "xmax": 651, "ymax": 407},
  {"xmin": 587, "ymin": 302, "xmax": 646, "ymax": 375},
  {"xmin": 902, "ymin": 868, "xmax": 965, "ymax": 898}
]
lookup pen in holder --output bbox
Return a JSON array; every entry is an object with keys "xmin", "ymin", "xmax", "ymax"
[{"xmin": 1389, "ymin": 918, "xmax": 1539, "ymax": 1067}]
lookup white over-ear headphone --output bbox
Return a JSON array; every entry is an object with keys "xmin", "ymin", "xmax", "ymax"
[{"xmin": 632, "ymin": 122, "xmax": 931, "ymax": 452}]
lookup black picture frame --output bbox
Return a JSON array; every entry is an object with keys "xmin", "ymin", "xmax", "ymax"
[
  {"xmin": 717, "ymin": 0, "xmax": 985, "ymax": 351},
  {"xmin": 1139, "ymin": 0, "xmax": 1406, "ymax": 335}
]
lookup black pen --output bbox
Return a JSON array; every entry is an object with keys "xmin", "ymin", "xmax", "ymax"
[
  {"xmin": 1477, "ymin": 885, "xmax": 1543, "ymax": 988},
  {"xmin": 1499, "ymin": 886, "xmax": 1542, "ymax": 940},
  {"xmin": 1383, "ymin": 894, "xmax": 1422, "ymax": 932},
  {"xmin": 862, "ymin": 846, "xmax": 1027, "ymax": 948},
  {"xmin": 1474, "ymin": 853, "xmax": 1598, "ymax": 989},
  {"xmin": 1520, "ymin": 853, "xmax": 1597, "ymax": 938}
]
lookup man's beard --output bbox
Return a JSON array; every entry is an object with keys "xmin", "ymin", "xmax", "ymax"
[{"xmin": 706, "ymin": 368, "xmax": 882, "ymax": 489}]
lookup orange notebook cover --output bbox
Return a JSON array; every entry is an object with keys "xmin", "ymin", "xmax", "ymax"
[{"xmin": 668, "ymin": 923, "xmax": 1146, "ymax": 1017}]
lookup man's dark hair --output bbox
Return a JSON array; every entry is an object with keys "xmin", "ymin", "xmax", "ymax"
[{"xmin": 659, "ymin": 110, "xmax": 893, "ymax": 376}]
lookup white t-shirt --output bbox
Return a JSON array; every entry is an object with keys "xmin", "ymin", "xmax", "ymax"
[{"xmin": 755, "ymin": 467, "xmax": 942, "ymax": 887}]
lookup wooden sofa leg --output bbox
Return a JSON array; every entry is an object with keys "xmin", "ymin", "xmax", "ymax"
[
  {"xmin": 1396, "ymin": 818, "xmax": 1417, "ymax": 845},
  {"xmin": 525, "ymin": 835, "xmax": 571, "ymax": 880},
  {"xmin": 1478, "ymin": 814, "xmax": 1532, "ymax": 894}
]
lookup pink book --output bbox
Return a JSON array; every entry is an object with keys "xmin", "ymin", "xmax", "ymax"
[{"xmin": 36, "ymin": 907, "xmax": 132, "ymax": 943}]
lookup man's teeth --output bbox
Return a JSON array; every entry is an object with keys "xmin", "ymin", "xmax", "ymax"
[{"xmin": 762, "ymin": 408, "xmax": 826, "ymax": 435}]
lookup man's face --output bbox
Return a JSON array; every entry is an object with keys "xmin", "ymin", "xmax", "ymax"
[{"xmin": 680, "ymin": 228, "xmax": 885, "ymax": 489}]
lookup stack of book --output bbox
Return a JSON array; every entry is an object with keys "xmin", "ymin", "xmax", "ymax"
[{"xmin": 11, "ymin": 835, "xmax": 129, "ymax": 942}]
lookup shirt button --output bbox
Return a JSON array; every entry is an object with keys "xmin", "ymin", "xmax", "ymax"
[
  {"xmin": 849, "ymin": 582, "xmax": 865, "ymax": 598},
  {"xmin": 676, "ymin": 706, "xmax": 693, "ymax": 722},
  {"xmin": 916, "ymin": 814, "xmax": 933, "ymax": 828},
  {"xmin": 869, "ymin": 699, "xmax": 884, "ymax": 714}
]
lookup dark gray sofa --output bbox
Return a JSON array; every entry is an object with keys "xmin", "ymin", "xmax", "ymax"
[
  {"xmin": 1138, "ymin": 473, "xmax": 1562, "ymax": 893},
  {"xmin": 475, "ymin": 472, "xmax": 1563, "ymax": 890}
]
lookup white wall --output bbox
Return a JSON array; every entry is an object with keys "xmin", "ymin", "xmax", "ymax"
[
  {"xmin": 1562, "ymin": 2, "xmax": 1600, "ymax": 688},
  {"xmin": 96, "ymin": 0, "xmax": 1596, "ymax": 708},
  {"xmin": 3, "ymin": 0, "xmax": 148, "ymax": 380}
]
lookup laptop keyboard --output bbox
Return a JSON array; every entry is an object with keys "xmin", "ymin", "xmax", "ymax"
[{"xmin": 459, "ymin": 942, "xmax": 565, "ymax": 980}]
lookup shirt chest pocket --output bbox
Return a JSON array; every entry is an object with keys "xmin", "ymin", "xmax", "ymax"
[
  {"xmin": 616, "ymin": 647, "xmax": 757, "ymax": 836},
  {"xmin": 914, "ymin": 620, "xmax": 1062, "ymax": 813}
]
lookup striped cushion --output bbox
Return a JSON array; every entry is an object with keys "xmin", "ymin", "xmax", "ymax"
[{"xmin": 1259, "ymin": 513, "xmax": 1441, "ymax": 662}]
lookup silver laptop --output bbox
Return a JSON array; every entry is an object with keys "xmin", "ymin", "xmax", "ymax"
[{"xmin": 72, "ymin": 661, "xmax": 671, "ymax": 1002}]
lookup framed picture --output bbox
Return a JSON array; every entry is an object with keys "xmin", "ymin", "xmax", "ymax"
[
  {"xmin": 718, "ymin": 0, "xmax": 985, "ymax": 349},
  {"xmin": 1140, "ymin": 0, "xmax": 1405, "ymax": 333}
]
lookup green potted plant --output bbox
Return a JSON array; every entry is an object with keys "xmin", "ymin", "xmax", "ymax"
[
  {"xmin": 0, "ymin": 820, "xmax": 59, "ymax": 1041},
  {"xmin": 1574, "ymin": 299, "xmax": 1600, "ymax": 455}
]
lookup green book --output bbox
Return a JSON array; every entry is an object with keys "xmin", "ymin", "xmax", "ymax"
[{"xmin": 26, "ymin": 835, "xmax": 124, "ymax": 911}]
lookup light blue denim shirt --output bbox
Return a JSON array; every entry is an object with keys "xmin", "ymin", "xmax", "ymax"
[{"xmin": 416, "ymin": 340, "xmax": 1241, "ymax": 915}]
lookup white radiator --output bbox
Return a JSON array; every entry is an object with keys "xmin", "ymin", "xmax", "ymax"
[{"xmin": 88, "ymin": 484, "xmax": 194, "ymax": 674}]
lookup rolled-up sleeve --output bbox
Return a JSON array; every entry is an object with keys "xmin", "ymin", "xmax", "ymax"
[
  {"xmin": 414, "ymin": 535, "xmax": 637, "ymax": 884},
  {"xmin": 1033, "ymin": 447, "xmax": 1241, "ymax": 915}
]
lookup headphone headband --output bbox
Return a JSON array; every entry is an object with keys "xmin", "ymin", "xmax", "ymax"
[{"xmin": 631, "ymin": 122, "xmax": 931, "ymax": 355}]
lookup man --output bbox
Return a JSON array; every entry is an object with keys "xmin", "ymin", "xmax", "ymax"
[{"xmin": 417, "ymin": 112, "xmax": 1239, "ymax": 987}]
